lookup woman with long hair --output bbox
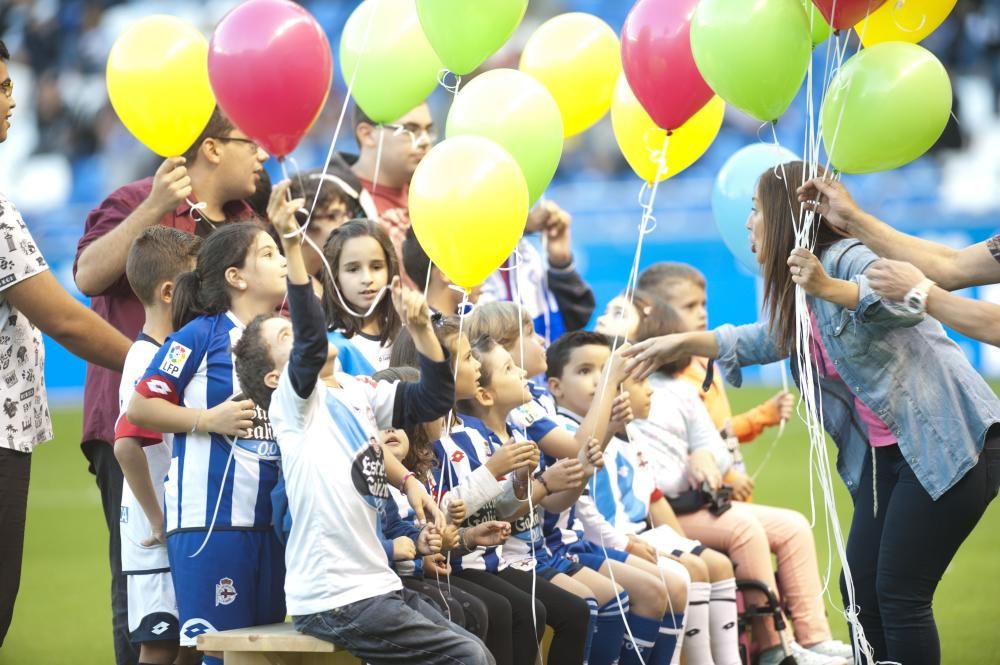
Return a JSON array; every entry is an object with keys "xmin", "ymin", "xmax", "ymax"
[{"xmin": 624, "ymin": 161, "xmax": 1000, "ymax": 665}]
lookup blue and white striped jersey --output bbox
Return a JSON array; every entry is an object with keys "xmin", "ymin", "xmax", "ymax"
[{"xmin": 138, "ymin": 312, "xmax": 280, "ymax": 533}]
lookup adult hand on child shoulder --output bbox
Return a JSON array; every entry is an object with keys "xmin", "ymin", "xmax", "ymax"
[
  {"xmin": 392, "ymin": 536, "xmax": 417, "ymax": 561},
  {"xmin": 623, "ymin": 336, "xmax": 685, "ymax": 381}
]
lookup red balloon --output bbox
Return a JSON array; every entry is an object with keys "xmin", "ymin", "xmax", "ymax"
[
  {"xmin": 812, "ymin": 0, "xmax": 889, "ymax": 30},
  {"xmin": 209, "ymin": 0, "xmax": 333, "ymax": 157},
  {"xmin": 621, "ymin": 0, "xmax": 713, "ymax": 132}
]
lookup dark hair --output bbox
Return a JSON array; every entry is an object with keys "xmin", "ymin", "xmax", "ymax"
[
  {"xmin": 545, "ymin": 331, "xmax": 611, "ymax": 381},
  {"xmin": 758, "ymin": 161, "xmax": 841, "ymax": 355},
  {"xmin": 127, "ymin": 227, "xmax": 203, "ymax": 306},
  {"xmin": 292, "ymin": 161, "xmax": 365, "ymax": 225},
  {"xmin": 0, "ymin": 40, "xmax": 9, "ymax": 61},
  {"xmin": 321, "ymin": 219, "xmax": 401, "ymax": 345},
  {"xmin": 353, "ymin": 103, "xmax": 376, "ymax": 144},
  {"xmin": 390, "ymin": 315, "xmax": 462, "ymax": 369},
  {"xmin": 637, "ymin": 262, "xmax": 706, "ymax": 294},
  {"xmin": 245, "ymin": 167, "xmax": 272, "ymax": 219},
  {"xmin": 402, "ymin": 227, "xmax": 431, "ymax": 289},
  {"xmin": 172, "ymin": 222, "xmax": 266, "ymax": 330},
  {"xmin": 456, "ymin": 335, "xmax": 498, "ymax": 415},
  {"xmin": 630, "ymin": 299, "xmax": 692, "ymax": 375},
  {"xmin": 467, "ymin": 301, "xmax": 532, "ymax": 352},
  {"xmin": 181, "ymin": 107, "xmax": 236, "ymax": 164},
  {"xmin": 233, "ymin": 314, "xmax": 279, "ymax": 410},
  {"xmin": 372, "ymin": 366, "xmax": 436, "ymax": 479}
]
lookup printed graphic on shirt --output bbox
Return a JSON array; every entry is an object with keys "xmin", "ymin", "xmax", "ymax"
[
  {"xmin": 351, "ymin": 441, "xmax": 390, "ymax": 511},
  {"xmin": 231, "ymin": 393, "xmax": 279, "ymax": 461},
  {"xmin": 160, "ymin": 341, "xmax": 192, "ymax": 378}
]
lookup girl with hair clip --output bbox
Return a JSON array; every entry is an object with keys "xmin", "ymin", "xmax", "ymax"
[
  {"xmin": 126, "ymin": 193, "xmax": 299, "ymax": 661},
  {"xmin": 321, "ymin": 219, "xmax": 401, "ymax": 375},
  {"xmin": 626, "ymin": 161, "xmax": 1000, "ymax": 665},
  {"xmin": 607, "ymin": 289, "xmax": 851, "ymax": 665}
]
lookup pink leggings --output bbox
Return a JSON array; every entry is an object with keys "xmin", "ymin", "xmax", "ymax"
[{"xmin": 678, "ymin": 502, "xmax": 832, "ymax": 649}]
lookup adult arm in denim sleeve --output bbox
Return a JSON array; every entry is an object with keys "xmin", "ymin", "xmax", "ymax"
[
  {"xmin": 835, "ymin": 243, "xmax": 924, "ymax": 329},
  {"xmin": 713, "ymin": 322, "xmax": 787, "ymax": 388}
]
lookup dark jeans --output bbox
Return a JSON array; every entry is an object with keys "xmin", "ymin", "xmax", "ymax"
[
  {"xmin": 0, "ymin": 448, "xmax": 31, "ymax": 647},
  {"xmin": 842, "ymin": 435, "xmax": 1000, "ymax": 665},
  {"xmin": 401, "ymin": 576, "xmax": 489, "ymax": 640},
  {"xmin": 456, "ymin": 569, "xmax": 545, "ymax": 665},
  {"xmin": 448, "ymin": 574, "xmax": 515, "ymax": 665},
  {"xmin": 83, "ymin": 440, "xmax": 138, "ymax": 665},
  {"xmin": 292, "ymin": 588, "xmax": 495, "ymax": 665}
]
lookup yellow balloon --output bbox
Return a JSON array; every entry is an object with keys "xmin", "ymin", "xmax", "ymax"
[
  {"xmin": 611, "ymin": 75, "xmax": 725, "ymax": 184},
  {"xmin": 856, "ymin": 0, "xmax": 956, "ymax": 47},
  {"xmin": 409, "ymin": 137, "xmax": 529, "ymax": 289},
  {"xmin": 107, "ymin": 16, "xmax": 215, "ymax": 157},
  {"xmin": 519, "ymin": 13, "xmax": 621, "ymax": 138}
]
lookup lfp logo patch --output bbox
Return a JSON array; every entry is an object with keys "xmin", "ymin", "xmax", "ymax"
[{"xmin": 159, "ymin": 342, "xmax": 191, "ymax": 378}]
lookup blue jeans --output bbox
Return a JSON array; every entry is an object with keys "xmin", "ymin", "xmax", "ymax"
[
  {"xmin": 293, "ymin": 588, "xmax": 495, "ymax": 665},
  {"xmin": 842, "ymin": 432, "xmax": 1000, "ymax": 665}
]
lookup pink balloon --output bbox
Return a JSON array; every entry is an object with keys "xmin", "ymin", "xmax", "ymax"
[
  {"xmin": 812, "ymin": 0, "xmax": 888, "ymax": 30},
  {"xmin": 209, "ymin": 0, "xmax": 333, "ymax": 157},
  {"xmin": 621, "ymin": 0, "xmax": 714, "ymax": 132}
]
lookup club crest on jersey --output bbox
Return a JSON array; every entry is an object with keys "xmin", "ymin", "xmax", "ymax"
[
  {"xmin": 215, "ymin": 577, "xmax": 238, "ymax": 606},
  {"xmin": 160, "ymin": 342, "xmax": 191, "ymax": 378}
]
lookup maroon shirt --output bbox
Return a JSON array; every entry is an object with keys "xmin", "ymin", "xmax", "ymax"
[{"xmin": 73, "ymin": 177, "xmax": 254, "ymax": 446}]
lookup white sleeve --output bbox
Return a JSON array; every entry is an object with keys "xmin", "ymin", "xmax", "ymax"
[
  {"xmin": 494, "ymin": 477, "xmax": 526, "ymax": 520},
  {"xmin": 345, "ymin": 373, "xmax": 397, "ymax": 429},
  {"xmin": 269, "ymin": 369, "xmax": 314, "ymax": 437},
  {"xmin": 575, "ymin": 494, "xmax": 630, "ymax": 551},
  {"xmin": 441, "ymin": 465, "xmax": 506, "ymax": 518},
  {"xmin": 680, "ymin": 386, "xmax": 733, "ymax": 473}
]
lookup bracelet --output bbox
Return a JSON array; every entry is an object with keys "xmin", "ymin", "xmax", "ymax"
[
  {"xmin": 190, "ymin": 409, "xmax": 203, "ymax": 434},
  {"xmin": 534, "ymin": 472, "xmax": 551, "ymax": 495},
  {"xmin": 458, "ymin": 527, "xmax": 470, "ymax": 551},
  {"xmin": 399, "ymin": 471, "xmax": 417, "ymax": 491}
]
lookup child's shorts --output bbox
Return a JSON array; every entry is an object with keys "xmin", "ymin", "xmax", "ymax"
[{"xmin": 168, "ymin": 529, "xmax": 286, "ymax": 647}]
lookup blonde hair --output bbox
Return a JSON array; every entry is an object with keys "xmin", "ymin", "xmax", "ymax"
[
  {"xmin": 467, "ymin": 301, "xmax": 533, "ymax": 351},
  {"xmin": 638, "ymin": 262, "xmax": 706, "ymax": 298}
]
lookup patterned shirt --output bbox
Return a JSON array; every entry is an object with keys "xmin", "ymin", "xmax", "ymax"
[{"xmin": 0, "ymin": 193, "xmax": 51, "ymax": 453}]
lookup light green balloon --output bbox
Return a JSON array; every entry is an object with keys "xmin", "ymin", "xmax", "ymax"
[
  {"xmin": 802, "ymin": 0, "xmax": 832, "ymax": 45},
  {"xmin": 691, "ymin": 0, "xmax": 812, "ymax": 123},
  {"xmin": 339, "ymin": 0, "xmax": 443, "ymax": 124},
  {"xmin": 417, "ymin": 0, "xmax": 527, "ymax": 76},
  {"xmin": 821, "ymin": 42, "xmax": 952, "ymax": 174},
  {"xmin": 447, "ymin": 69, "xmax": 564, "ymax": 206}
]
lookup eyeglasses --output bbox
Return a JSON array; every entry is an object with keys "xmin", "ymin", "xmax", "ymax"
[
  {"xmin": 0, "ymin": 80, "xmax": 12, "ymax": 99},
  {"xmin": 381, "ymin": 123, "xmax": 437, "ymax": 147},
  {"xmin": 310, "ymin": 209, "xmax": 352, "ymax": 224},
  {"xmin": 210, "ymin": 136, "xmax": 260, "ymax": 151}
]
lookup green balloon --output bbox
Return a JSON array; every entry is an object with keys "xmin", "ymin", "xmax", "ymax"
[
  {"xmin": 447, "ymin": 69, "xmax": 563, "ymax": 206},
  {"xmin": 802, "ymin": 0, "xmax": 832, "ymax": 45},
  {"xmin": 691, "ymin": 0, "xmax": 812, "ymax": 123},
  {"xmin": 417, "ymin": 0, "xmax": 527, "ymax": 76},
  {"xmin": 339, "ymin": 0, "xmax": 442, "ymax": 124},
  {"xmin": 822, "ymin": 43, "xmax": 952, "ymax": 174}
]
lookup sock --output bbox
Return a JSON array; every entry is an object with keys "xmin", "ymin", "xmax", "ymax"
[
  {"xmin": 685, "ymin": 581, "xmax": 715, "ymax": 665},
  {"xmin": 202, "ymin": 658, "xmax": 224, "ymax": 665},
  {"xmin": 709, "ymin": 578, "xmax": 742, "ymax": 665},
  {"xmin": 650, "ymin": 610, "xmax": 685, "ymax": 665},
  {"xmin": 619, "ymin": 613, "xmax": 660, "ymax": 665},
  {"xmin": 590, "ymin": 591, "xmax": 629, "ymax": 665},
  {"xmin": 583, "ymin": 597, "xmax": 599, "ymax": 665}
]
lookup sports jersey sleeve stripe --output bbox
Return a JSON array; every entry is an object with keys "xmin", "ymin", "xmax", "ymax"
[{"xmin": 138, "ymin": 318, "xmax": 209, "ymax": 400}]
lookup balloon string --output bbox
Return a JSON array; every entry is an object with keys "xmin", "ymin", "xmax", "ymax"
[
  {"xmin": 437, "ymin": 68, "xmax": 462, "ymax": 95},
  {"xmin": 890, "ymin": 0, "xmax": 926, "ymax": 33}
]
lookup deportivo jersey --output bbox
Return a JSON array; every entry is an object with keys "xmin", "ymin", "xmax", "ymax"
[
  {"xmin": 136, "ymin": 312, "xmax": 280, "ymax": 533},
  {"xmin": 116, "ymin": 334, "xmax": 171, "ymax": 573},
  {"xmin": 508, "ymin": 382, "xmax": 560, "ymax": 449},
  {"xmin": 328, "ymin": 329, "xmax": 392, "ymax": 376}
]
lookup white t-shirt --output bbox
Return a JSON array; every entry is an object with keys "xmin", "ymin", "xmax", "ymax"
[
  {"xmin": 269, "ymin": 368, "xmax": 403, "ymax": 615},
  {"xmin": 0, "ymin": 194, "xmax": 50, "ymax": 453},
  {"xmin": 115, "ymin": 334, "xmax": 172, "ymax": 572}
]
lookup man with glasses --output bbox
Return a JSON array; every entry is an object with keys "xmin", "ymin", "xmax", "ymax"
[
  {"xmin": 73, "ymin": 108, "xmax": 267, "ymax": 665},
  {"xmin": 0, "ymin": 39, "xmax": 133, "ymax": 651}
]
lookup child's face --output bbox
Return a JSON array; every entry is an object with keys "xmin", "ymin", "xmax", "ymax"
[
  {"xmin": 453, "ymin": 334, "xmax": 482, "ymax": 400},
  {"xmin": 240, "ymin": 232, "xmax": 288, "ymax": 306},
  {"xmin": 508, "ymin": 320, "xmax": 547, "ymax": 378},
  {"xmin": 623, "ymin": 376, "xmax": 653, "ymax": 421},
  {"xmin": 479, "ymin": 345, "xmax": 530, "ymax": 412},
  {"xmin": 338, "ymin": 235, "xmax": 389, "ymax": 312},
  {"xmin": 379, "ymin": 428, "xmax": 410, "ymax": 462},
  {"xmin": 548, "ymin": 344, "xmax": 611, "ymax": 417},
  {"xmin": 595, "ymin": 296, "xmax": 639, "ymax": 340},
  {"xmin": 664, "ymin": 281, "xmax": 707, "ymax": 332},
  {"xmin": 261, "ymin": 317, "xmax": 336, "ymax": 388}
]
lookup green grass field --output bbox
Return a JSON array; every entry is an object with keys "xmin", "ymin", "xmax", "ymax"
[{"xmin": 3, "ymin": 388, "xmax": 999, "ymax": 664}]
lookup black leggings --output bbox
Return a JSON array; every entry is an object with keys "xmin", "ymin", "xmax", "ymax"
[
  {"xmin": 497, "ymin": 567, "xmax": 590, "ymax": 665},
  {"xmin": 456, "ymin": 569, "xmax": 544, "ymax": 665},
  {"xmin": 842, "ymin": 435, "xmax": 1000, "ymax": 665}
]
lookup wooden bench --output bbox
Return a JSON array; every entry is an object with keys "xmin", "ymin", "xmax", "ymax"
[{"xmin": 197, "ymin": 622, "xmax": 360, "ymax": 664}]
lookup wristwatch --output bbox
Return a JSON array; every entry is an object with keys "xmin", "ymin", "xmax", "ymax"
[{"xmin": 903, "ymin": 278, "xmax": 935, "ymax": 315}]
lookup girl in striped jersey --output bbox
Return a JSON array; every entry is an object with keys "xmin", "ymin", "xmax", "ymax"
[
  {"xmin": 127, "ymin": 221, "xmax": 290, "ymax": 657},
  {"xmin": 321, "ymin": 220, "xmax": 400, "ymax": 376}
]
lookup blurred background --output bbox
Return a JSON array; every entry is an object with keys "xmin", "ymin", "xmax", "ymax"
[{"xmin": 2, "ymin": 0, "xmax": 1000, "ymax": 397}]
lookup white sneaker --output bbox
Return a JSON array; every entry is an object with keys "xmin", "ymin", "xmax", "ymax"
[
  {"xmin": 789, "ymin": 641, "xmax": 849, "ymax": 665},
  {"xmin": 758, "ymin": 645, "xmax": 797, "ymax": 665},
  {"xmin": 806, "ymin": 640, "xmax": 855, "ymax": 665}
]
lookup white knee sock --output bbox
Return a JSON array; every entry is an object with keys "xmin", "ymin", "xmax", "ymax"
[
  {"xmin": 684, "ymin": 581, "xmax": 716, "ymax": 665},
  {"xmin": 709, "ymin": 578, "xmax": 742, "ymax": 665}
]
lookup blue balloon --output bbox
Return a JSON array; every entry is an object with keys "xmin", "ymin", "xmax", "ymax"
[{"xmin": 712, "ymin": 143, "xmax": 800, "ymax": 272}]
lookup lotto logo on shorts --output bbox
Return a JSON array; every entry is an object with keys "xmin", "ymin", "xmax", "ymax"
[
  {"xmin": 182, "ymin": 618, "xmax": 216, "ymax": 640},
  {"xmin": 151, "ymin": 621, "xmax": 170, "ymax": 636},
  {"xmin": 215, "ymin": 577, "xmax": 238, "ymax": 606},
  {"xmin": 159, "ymin": 342, "xmax": 191, "ymax": 378}
]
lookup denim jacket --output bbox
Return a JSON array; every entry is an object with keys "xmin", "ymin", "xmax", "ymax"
[{"xmin": 713, "ymin": 239, "xmax": 1000, "ymax": 500}]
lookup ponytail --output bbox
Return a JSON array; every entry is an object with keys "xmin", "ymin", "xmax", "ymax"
[{"xmin": 171, "ymin": 271, "xmax": 204, "ymax": 331}]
